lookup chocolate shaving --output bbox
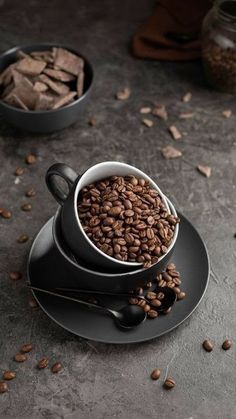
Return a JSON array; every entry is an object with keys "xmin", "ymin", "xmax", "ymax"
[
  {"xmin": 142, "ymin": 118, "xmax": 153, "ymax": 127},
  {"xmin": 116, "ymin": 87, "xmax": 131, "ymax": 100},
  {"xmin": 222, "ymin": 109, "xmax": 232, "ymax": 118},
  {"xmin": 43, "ymin": 68, "xmax": 75, "ymax": 82},
  {"xmin": 197, "ymin": 165, "xmax": 211, "ymax": 178},
  {"xmin": 169, "ymin": 125, "xmax": 182, "ymax": 140},
  {"xmin": 152, "ymin": 105, "xmax": 168, "ymax": 120},
  {"xmin": 16, "ymin": 57, "xmax": 46, "ymax": 76},
  {"xmin": 52, "ymin": 91, "xmax": 77, "ymax": 109},
  {"xmin": 77, "ymin": 71, "xmax": 84, "ymax": 97}
]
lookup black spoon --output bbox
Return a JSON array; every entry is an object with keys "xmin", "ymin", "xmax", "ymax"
[
  {"xmin": 55, "ymin": 286, "xmax": 177, "ymax": 313},
  {"xmin": 29, "ymin": 285, "xmax": 147, "ymax": 329}
]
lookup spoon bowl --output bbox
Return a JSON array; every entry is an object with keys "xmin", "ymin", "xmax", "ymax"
[{"xmin": 111, "ymin": 305, "xmax": 147, "ymax": 329}]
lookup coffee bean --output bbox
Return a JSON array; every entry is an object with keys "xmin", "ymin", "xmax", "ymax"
[
  {"xmin": 148, "ymin": 310, "xmax": 158, "ymax": 318},
  {"xmin": 150, "ymin": 369, "xmax": 161, "ymax": 380},
  {"xmin": 21, "ymin": 343, "xmax": 33, "ymax": 353},
  {"xmin": 17, "ymin": 234, "xmax": 29, "ymax": 243},
  {"xmin": 222, "ymin": 339, "xmax": 232, "ymax": 351},
  {"xmin": 25, "ymin": 188, "xmax": 36, "ymax": 197},
  {"xmin": 25, "ymin": 154, "xmax": 37, "ymax": 164},
  {"xmin": 3, "ymin": 371, "xmax": 16, "ymax": 380},
  {"xmin": 177, "ymin": 291, "xmax": 186, "ymax": 300},
  {"xmin": 14, "ymin": 353, "xmax": 27, "ymax": 362},
  {"xmin": 37, "ymin": 358, "xmax": 49, "ymax": 369},
  {"xmin": 166, "ymin": 263, "xmax": 176, "ymax": 271},
  {"xmin": 202, "ymin": 340, "xmax": 213, "ymax": 352},
  {"xmin": 137, "ymin": 299, "xmax": 146, "ymax": 307},
  {"xmin": 78, "ymin": 175, "xmax": 179, "ymax": 267},
  {"xmin": 0, "ymin": 210, "xmax": 12, "ymax": 219},
  {"xmin": 0, "ymin": 381, "xmax": 8, "ymax": 393},
  {"xmin": 9, "ymin": 271, "xmax": 22, "ymax": 280},
  {"xmin": 173, "ymin": 287, "xmax": 181, "ymax": 294},
  {"xmin": 146, "ymin": 291, "xmax": 156, "ymax": 300},
  {"xmin": 145, "ymin": 281, "xmax": 152, "ymax": 288},
  {"xmin": 156, "ymin": 292, "xmax": 165, "ymax": 300},
  {"xmin": 143, "ymin": 304, "xmax": 151, "ymax": 313},
  {"xmin": 51, "ymin": 362, "xmax": 62, "ymax": 373},
  {"xmin": 164, "ymin": 377, "xmax": 175, "ymax": 389},
  {"xmin": 151, "ymin": 299, "xmax": 162, "ymax": 307},
  {"xmin": 21, "ymin": 203, "xmax": 32, "ymax": 212},
  {"xmin": 129, "ymin": 297, "xmax": 139, "ymax": 305},
  {"xmin": 15, "ymin": 167, "xmax": 25, "ymax": 176}
]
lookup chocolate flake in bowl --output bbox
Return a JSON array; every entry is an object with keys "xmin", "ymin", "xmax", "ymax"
[{"xmin": 0, "ymin": 47, "xmax": 85, "ymax": 111}]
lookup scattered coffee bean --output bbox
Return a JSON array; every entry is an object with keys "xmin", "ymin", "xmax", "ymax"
[
  {"xmin": 25, "ymin": 154, "xmax": 36, "ymax": 165},
  {"xmin": 9, "ymin": 271, "xmax": 22, "ymax": 281},
  {"xmin": 51, "ymin": 362, "xmax": 62, "ymax": 373},
  {"xmin": 15, "ymin": 167, "xmax": 25, "ymax": 176},
  {"xmin": 25, "ymin": 188, "xmax": 36, "ymax": 198},
  {"xmin": 21, "ymin": 343, "xmax": 33, "ymax": 353},
  {"xmin": 202, "ymin": 339, "xmax": 213, "ymax": 352},
  {"xmin": 37, "ymin": 358, "xmax": 49, "ymax": 369},
  {"xmin": 78, "ymin": 175, "xmax": 179, "ymax": 267},
  {"xmin": 21, "ymin": 203, "xmax": 32, "ymax": 211},
  {"xmin": 177, "ymin": 291, "xmax": 186, "ymax": 301},
  {"xmin": 150, "ymin": 369, "xmax": 161, "ymax": 380},
  {"xmin": 17, "ymin": 234, "xmax": 29, "ymax": 243},
  {"xmin": 222, "ymin": 339, "xmax": 232, "ymax": 351},
  {"xmin": 148, "ymin": 310, "xmax": 158, "ymax": 318},
  {"xmin": 161, "ymin": 145, "xmax": 182, "ymax": 159},
  {"xmin": 14, "ymin": 353, "xmax": 27, "ymax": 362},
  {"xmin": 0, "ymin": 209, "xmax": 12, "ymax": 219},
  {"xmin": 3, "ymin": 371, "xmax": 16, "ymax": 380},
  {"xmin": 0, "ymin": 381, "xmax": 8, "ymax": 393},
  {"xmin": 164, "ymin": 377, "xmax": 175, "ymax": 389}
]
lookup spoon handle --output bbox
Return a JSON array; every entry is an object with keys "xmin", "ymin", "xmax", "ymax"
[
  {"xmin": 29, "ymin": 285, "xmax": 110, "ymax": 314},
  {"xmin": 56, "ymin": 287, "xmax": 133, "ymax": 298}
]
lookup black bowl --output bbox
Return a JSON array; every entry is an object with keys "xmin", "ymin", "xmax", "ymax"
[{"xmin": 0, "ymin": 43, "xmax": 93, "ymax": 133}]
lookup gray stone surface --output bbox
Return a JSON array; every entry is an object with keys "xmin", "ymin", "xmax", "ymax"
[{"xmin": 0, "ymin": 1, "xmax": 236, "ymax": 418}]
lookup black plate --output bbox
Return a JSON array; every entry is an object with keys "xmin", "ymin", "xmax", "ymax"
[{"xmin": 28, "ymin": 213, "xmax": 209, "ymax": 344}]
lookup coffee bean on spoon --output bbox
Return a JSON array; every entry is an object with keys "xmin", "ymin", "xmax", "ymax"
[
  {"xmin": 148, "ymin": 310, "xmax": 158, "ymax": 318},
  {"xmin": 177, "ymin": 291, "xmax": 186, "ymax": 301},
  {"xmin": 202, "ymin": 340, "xmax": 213, "ymax": 352},
  {"xmin": 3, "ymin": 371, "xmax": 16, "ymax": 380},
  {"xmin": 222, "ymin": 339, "xmax": 232, "ymax": 350}
]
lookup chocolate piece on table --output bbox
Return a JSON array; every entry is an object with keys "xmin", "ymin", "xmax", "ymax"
[
  {"xmin": 39, "ymin": 74, "xmax": 70, "ymax": 95},
  {"xmin": 43, "ymin": 68, "xmax": 75, "ymax": 82},
  {"xmin": 77, "ymin": 71, "xmax": 84, "ymax": 97},
  {"xmin": 33, "ymin": 81, "xmax": 48, "ymax": 93},
  {"xmin": 16, "ymin": 57, "xmax": 46, "ymax": 76},
  {"xmin": 52, "ymin": 91, "xmax": 77, "ymax": 109},
  {"xmin": 53, "ymin": 47, "xmax": 84, "ymax": 76}
]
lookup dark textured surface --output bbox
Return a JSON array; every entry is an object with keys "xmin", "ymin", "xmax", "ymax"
[{"xmin": 0, "ymin": 1, "xmax": 235, "ymax": 418}]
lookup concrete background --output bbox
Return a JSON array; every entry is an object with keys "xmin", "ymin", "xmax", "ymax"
[{"xmin": 0, "ymin": 1, "xmax": 235, "ymax": 418}]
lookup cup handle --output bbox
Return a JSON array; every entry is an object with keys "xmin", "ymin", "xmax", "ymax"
[{"xmin": 46, "ymin": 163, "xmax": 78, "ymax": 205}]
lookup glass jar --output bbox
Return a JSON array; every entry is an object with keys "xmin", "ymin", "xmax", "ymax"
[{"xmin": 202, "ymin": 0, "xmax": 236, "ymax": 93}]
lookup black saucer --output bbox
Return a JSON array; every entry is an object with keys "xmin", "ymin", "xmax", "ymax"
[{"xmin": 27, "ymin": 213, "xmax": 209, "ymax": 344}]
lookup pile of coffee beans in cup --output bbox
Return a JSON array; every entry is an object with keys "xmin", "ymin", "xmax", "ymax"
[{"xmin": 78, "ymin": 175, "xmax": 180, "ymax": 267}]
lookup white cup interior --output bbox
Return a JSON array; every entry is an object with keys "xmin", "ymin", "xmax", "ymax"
[{"xmin": 74, "ymin": 161, "xmax": 172, "ymax": 267}]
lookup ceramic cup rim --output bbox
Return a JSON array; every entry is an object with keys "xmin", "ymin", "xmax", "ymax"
[
  {"xmin": 73, "ymin": 161, "xmax": 173, "ymax": 268},
  {"xmin": 54, "ymin": 194, "xmax": 179, "ymax": 277}
]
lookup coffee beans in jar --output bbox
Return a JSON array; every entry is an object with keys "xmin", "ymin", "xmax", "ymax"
[
  {"xmin": 202, "ymin": 1, "xmax": 236, "ymax": 93},
  {"xmin": 78, "ymin": 175, "xmax": 179, "ymax": 267}
]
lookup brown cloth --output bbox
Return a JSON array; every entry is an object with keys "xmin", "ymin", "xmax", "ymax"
[{"xmin": 132, "ymin": 0, "xmax": 212, "ymax": 61}]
